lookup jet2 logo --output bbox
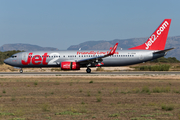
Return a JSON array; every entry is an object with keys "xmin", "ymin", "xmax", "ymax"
[
  {"xmin": 145, "ymin": 21, "xmax": 169, "ymax": 49},
  {"xmin": 21, "ymin": 52, "xmax": 60, "ymax": 65}
]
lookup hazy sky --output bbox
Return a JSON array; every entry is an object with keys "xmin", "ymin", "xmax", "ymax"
[{"xmin": 0, "ymin": 0, "xmax": 180, "ymax": 50}]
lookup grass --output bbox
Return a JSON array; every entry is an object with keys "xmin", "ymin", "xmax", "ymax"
[
  {"xmin": 54, "ymin": 81, "xmax": 60, "ymax": 85},
  {"xmin": 10, "ymin": 118, "xmax": 25, "ymax": 120},
  {"xmin": 0, "ymin": 76, "xmax": 180, "ymax": 119},
  {"xmin": 0, "ymin": 112, "xmax": 15, "ymax": 116},
  {"xmin": 55, "ymin": 111, "xmax": 83, "ymax": 115}
]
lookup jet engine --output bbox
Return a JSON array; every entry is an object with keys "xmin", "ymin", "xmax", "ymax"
[{"xmin": 61, "ymin": 62, "xmax": 80, "ymax": 70}]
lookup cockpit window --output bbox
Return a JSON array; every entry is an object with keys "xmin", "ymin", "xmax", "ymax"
[{"xmin": 11, "ymin": 55, "xmax": 17, "ymax": 58}]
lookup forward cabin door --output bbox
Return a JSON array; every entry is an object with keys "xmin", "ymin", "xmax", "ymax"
[{"xmin": 22, "ymin": 52, "xmax": 28, "ymax": 63}]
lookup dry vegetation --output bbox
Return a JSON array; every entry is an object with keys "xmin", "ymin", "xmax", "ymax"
[{"xmin": 0, "ymin": 75, "xmax": 180, "ymax": 120}]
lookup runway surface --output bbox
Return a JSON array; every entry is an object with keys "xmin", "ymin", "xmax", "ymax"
[{"xmin": 0, "ymin": 71, "xmax": 180, "ymax": 76}]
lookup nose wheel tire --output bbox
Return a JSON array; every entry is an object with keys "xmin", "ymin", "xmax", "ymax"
[
  {"xmin": 20, "ymin": 69, "xmax": 23, "ymax": 73},
  {"xmin": 86, "ymin": 68, "xmax": 91, "ymax": 73}
]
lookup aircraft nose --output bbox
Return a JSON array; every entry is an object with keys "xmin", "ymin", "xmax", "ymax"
[{"xmin": 4, "ymin": 58, "xmax": 10, "ymax": 65}]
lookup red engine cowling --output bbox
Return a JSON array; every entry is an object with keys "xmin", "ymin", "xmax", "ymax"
[{"xmin": 61, "ymin": 62, "xmax": 80, "ymax": 70}]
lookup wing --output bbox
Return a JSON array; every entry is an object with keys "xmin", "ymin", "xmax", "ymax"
[{"xmin": 76, "ymin": 43, "xmax": 118, "ymax": 65}]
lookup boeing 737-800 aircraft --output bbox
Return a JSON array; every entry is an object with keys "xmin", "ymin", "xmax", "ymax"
[{"xmin": 4, "ymin": 19, "xmax": 174, "ymax": 73}]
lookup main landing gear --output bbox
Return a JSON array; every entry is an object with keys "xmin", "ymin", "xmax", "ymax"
[
  {"xmin": 86, "ymin": 67, "xmax": 91, "ymax": 73},
  {"xmin": 20, "ymin": 69, "xmax": 23, "ymax": 73}
]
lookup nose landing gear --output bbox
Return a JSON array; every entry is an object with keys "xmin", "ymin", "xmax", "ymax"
[{"xmin": 20, "ymin": 69, "xmax": 23, "ymax": 73}]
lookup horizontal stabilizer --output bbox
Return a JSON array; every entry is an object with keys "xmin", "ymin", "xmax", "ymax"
[{"xmin": 153, "ymin": 48, "xmax": 174, "ymax": 54}]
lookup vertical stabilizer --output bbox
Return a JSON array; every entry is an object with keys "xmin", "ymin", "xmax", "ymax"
[{"xmin": 129, "ymin": 19, "xmax": 171, "ymax": 50}]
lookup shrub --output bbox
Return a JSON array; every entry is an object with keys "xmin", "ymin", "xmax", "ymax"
[
  {"xmin": 34, "ymin": 81, "xmax": 38, "ymax": 86},
  {"xmin": 161, "ymin": 104, "xmax": 174, "ymax": 111},
  {"xmin": 137, "ymin": 64, "xmax": 171, "ymax": 71},
  {"xmin": 89, "ymin": 81, "xmax": 93, "ymax": 83},
  {"xmin": 141, "ymin": 86, "xmax": 150, "ymax": 93},
  {"xmin": 54, "ymin": 81, "xmax": 60, "ymax": 85},
  {"xmin": 55, "ymin": 111, "xmax": 82, "ymax": 115},
  {"xmin": 152, "ymin": 57, "xmax": 180, "ymax": 63},
  {"xmin": 96, "ymin": 67, "xmax": 104, "ymax": 71},
  {"xmin": 51, "ymin": 68, "xmax": 61, "ymax": 71},
  {"xmin": 108, "ymin": 113, "xmax": 119, "ymax": 117},
  {"xmin": 42, "ymin": 103, "xmax": 50, "ymax": 111},
  {"xmin": 96, "ymin": 96, "xmax": 102, "ymax": 102},
  {"xmin": 87, "ymin": 91, "xmax": 91, "ymax": 96},
  {"xmin": 11, "ymin": 96, "xmax": 16, "ymax": 101},
  {"xmin": 2, "ymin": 89, "xmax": 6, "ymax": 94},
  {"xmin": 115, "ymin": 88, "xmax": 118, "ymax": 93},
  {"xmin": 152, "ymin": 86, "xmax": 170, "ymax": 93},
  {"xmin": 79, "ymin": 89, "xmax": 82, "ymax": 92},
  {"xmin": 152, "ymin": 87, "xmax": 161, "ymax": 93},
  {"xmin": 81, "ymin": 101, "xmax": 85, "ymax": 104},
  {"xmin": 132, "ymin": 88, "xmax": 140, "ymax": 93}
]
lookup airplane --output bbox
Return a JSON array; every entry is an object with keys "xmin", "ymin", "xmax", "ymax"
[{"xmin": 4, "ymin": 19, "xmax": 174, "ymax": 73}]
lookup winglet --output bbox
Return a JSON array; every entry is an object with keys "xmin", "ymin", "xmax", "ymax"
[{"xmin": 108, "ymin": 43, "xmax": 118, "ymax": 55}]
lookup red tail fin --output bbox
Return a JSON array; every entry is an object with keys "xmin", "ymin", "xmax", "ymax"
[{"xmin": 129, "ymin": 19, "xmax": 171, "ymax": 50}]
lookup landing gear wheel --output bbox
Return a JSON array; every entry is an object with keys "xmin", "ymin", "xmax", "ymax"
[
  {"xmin": 86, "ymin": 68, "xmax": 91, "ymax": 73},
  {"xmin": 20, "ymin": 69, "xmax": 23, "ymax": 73}
]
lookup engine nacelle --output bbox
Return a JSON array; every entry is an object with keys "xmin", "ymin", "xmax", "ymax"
[{"xmin": 61, "ymin": 62, "xmax": 80, "ymax": 70}]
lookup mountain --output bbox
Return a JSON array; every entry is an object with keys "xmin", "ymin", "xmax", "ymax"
[
  {"xmin": 67, "ymin": 36, "xmax": 180, "ymax": 60},
  {"xmin": 0, "ymin": 43, "xmax": 59, "ymax": 52}
]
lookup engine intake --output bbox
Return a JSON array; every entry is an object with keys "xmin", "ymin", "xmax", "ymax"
[{"xmin": 61, "ymin": 62, "xmax": 80, "ymax": 70}]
